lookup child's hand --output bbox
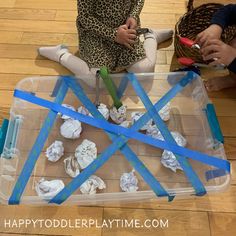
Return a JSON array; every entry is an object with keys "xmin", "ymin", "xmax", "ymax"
[
  {"xmin": 115, "ymin": 25, "xmax": 137, "ymax": 49},
  {"xmin": 201, "ymin": 39, "xmax": 236, "ymax": 66},
  {"xmin": 195, "ymin": 24, "xmax": 223, "ymax": 47},
  {"xmin": 126, "ymin": 17, "xmax": 137, "ymax": 29}
]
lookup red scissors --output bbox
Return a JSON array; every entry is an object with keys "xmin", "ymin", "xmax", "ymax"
[
  {"xmin": 177, "ymin": 36, "xmax": 225, "ymax": 69},
  {"xmin": 178, "ymin": 57, "xmax": 225, "ymax": 70},
  {"xmin": 178, "ymin": 36, "xmax": 200, "ymax": 49}
]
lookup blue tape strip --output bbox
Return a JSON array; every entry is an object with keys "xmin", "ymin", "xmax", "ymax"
[
  {"xmin": 204, "ymin": 104, "xmax": 226, "ymax": 180},
  {"xmin": 11, "ymin": 73, "xmax": 231, "ymax": 203},
  {"xmin": 13, "ymin": 89, "xmax": 230, "ymax": 173},
  {"xmin": 12, "ymin": 73, "xmax": 193, "ymax": 204},
  {"xmin": 205, "ymin": 104, "xmax": 224, "ymax": 143},
  {"xmin": 49, "ymin": 73, "xmax": 200, "ymax": 204},
  {"xmin": 51, "ymin": 77, "xmax": 63, "ymax": 97},
  {"xmin": 205, "ymin": 168, "xmax": 227, "ymax": 181},
  {"xmin": 50, "ymin": 72, "xmax": 202, "ymax": 203},
  {"xmin": 54, "ymin": 77, "xmax": 172, "ymax": 203},
  {"xmin": 0, "ymin": 119, "xmax": 9, "ymax": 155},
  {"xmin": 126, "ymin": 73, "xmax": 207, "ymax": 196},
  {"xmin": 9, "ymin": 77, "xmax": 68, "ymax": 205}
]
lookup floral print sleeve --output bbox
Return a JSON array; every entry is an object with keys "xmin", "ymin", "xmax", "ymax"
[
  {"xmin": 129, "ymin": 0, "xmax": 145, "ymax": 21},
  {"xmin": 77, "ymin": 0, "xmax": 117, "ymax": 42}
]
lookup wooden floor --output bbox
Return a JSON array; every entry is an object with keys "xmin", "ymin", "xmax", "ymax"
[{"xmin": 0, "ymin": 0, "xmax": 236, "ymax": 235}]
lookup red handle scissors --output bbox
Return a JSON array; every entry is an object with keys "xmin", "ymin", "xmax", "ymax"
[
  {"xmin": 178, "ymin": 57, "xmax": 225, "ymax": 70},
  {"xmin": 178, "ymin": 35, "xmax": 200, "ymax": 49},
  {"xmin": 177, "ymin": 36, "xmax": 225, "ymax": 69}
]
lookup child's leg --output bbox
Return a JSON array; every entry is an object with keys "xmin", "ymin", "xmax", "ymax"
[
  {"xmin": 127, "ymin": 29, "xmax": 173, "ymax": 73},
  {"xmin": 39, "ymin": 45, "xmax": 93, "ymax": 75},
  {"xmin": 204, "ymin": 37, "xmax": 236, "ymax": 92},
  {"xmin": 38, "ymin": 45, "xmax": 102, "ymax": 87},
  {"xmin": 204, "ymin": 73, "xmax": 236, "ymax": 91},
  {"xmin": 60, "ymin": 52, "xmax": 95, "ymax": 76}
]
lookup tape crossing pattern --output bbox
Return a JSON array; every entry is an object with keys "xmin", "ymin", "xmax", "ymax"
[{"xmin": 9, "ymin": 73, "xmax": 230, "ymax": 204}]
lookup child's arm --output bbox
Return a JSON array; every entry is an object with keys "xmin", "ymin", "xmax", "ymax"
[
  {"xmin": 195, "ymin": 4, "xmax": 236, "ymax": 46},
  {"xmin": 77, "ymin": 0, "xmax": 117, "ymax": 42},
  {"xmin": 77, "ymin": 0, "xmax": 136, "ymax": 47},
  {"xmin": 211, "ymin": 4, "xmax": 236, "ymax": 29}
]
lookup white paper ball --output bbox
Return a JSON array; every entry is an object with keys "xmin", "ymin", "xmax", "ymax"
[
  {"xmin": 45, "ymin": 140, "xmax": 64, "ymax": 162},
  {"xmin": 60, "ymin": 119, "xmax": 82, "ymax": 139},
  {"xmin": 35, "ymin": 178, "xmax": 65, "ymax": 200},
  {"xmin": 75, "ymin": 139, "xmax": 97, "ymax": 169},
  {"xmin": 80, "ymin": 175, "xmax": 106, "ymax": 194}
]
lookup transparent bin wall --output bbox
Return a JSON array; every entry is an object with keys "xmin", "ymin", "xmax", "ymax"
[{"xmin": 0, "ymin": 72, "xmax": 230, "ymax": 205}]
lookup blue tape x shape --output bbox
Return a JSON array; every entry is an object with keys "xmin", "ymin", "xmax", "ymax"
[{"xmin": 9, "ymin": 72, "xmax": 230, "ymax": 204}]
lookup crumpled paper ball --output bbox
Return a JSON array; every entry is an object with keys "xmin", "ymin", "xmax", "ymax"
[
  {"xmin": 78, "ymin": 106, "xmax": 92, "ymax": 117},
  {"xmin": 35, "ymin": 178, "xmax": 64, "ymax": 199},
  {"xmin": 75, "ymin": 139, "xmax": 97, "ymax": 169},
  {"xmin": 146, "ymin": 125, "xmax": 159, "ymax": 137},
  {"xmin": 109, "ymin": 105, "xmax": 127, "ymax": 124},
  {"xmin": 97, "ymin": 103, "xmax": 109, "ymax": 120},
  {"xmin": 161, "ymin": 150, "xmax": 183, "ymax": 172},
  {"xmin": 60, "ymin": 119, "xmax": 82, "ymax": 139},
  {"xmin": 159, "ymin": 102, "xmax": 171, "ymax": 121},
  {"xmin": 159, "ymin": 131, "xmax": 187, "ymax": 172},
  {"xmin": 59, "ymin": 104, "xmax": 76, "ymax": 120},
  {"xmin": 64, "ymin": 155, "xmax": 80, "ymax": 178},
  {"xmin": 147, "ymin": 129, "xmax": 186, "ymax": 172},
  {"xmin": 131, "ymin": 112, "xmax": 153, "ymax": 131},
  {"xmin": 45, "ymin": 140, "xmax": 64, "ymax": 162},
  {"xmin": 147, "ymin": 129, "xmax": 186, "ymax": 146},
  {"xmin": 80, "ymin": 175, "xmax": 106, "ymax": 194},
  {"xmin": 154, "ymin": 131, "xmax": 187, "ymax": 147},
  {"xmin": 120, "ymin": 170, "xmax": 139, "ymax": 192}
]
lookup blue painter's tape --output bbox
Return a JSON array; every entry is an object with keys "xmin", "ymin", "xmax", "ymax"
[
  {"xmin": 13, "ymin": 89, "xmax": 230, "ymax": 173},
  {"xmin": 203, "ymin": 104, "xmax": 226, "ymax": 180},
  {"xmin": 205, "ymin": 168, "xmax": 227, "ymax": 181},
  {"xmin": 179, "ymin": 71, "xmax": 198, "ymax": 87},
  {"xmin": 205, "ymin": 103, "xmax": 224, "ymax": 144},
  {"xmin": 51, "ymin": 77, "xmax": 63, "ymax": 97},
  {"xmin": 12, "ymin": 73, "xmax": 231, "ymax": 204},
  {"xmin": 126, "ymin": 72, "xmax": 206, "ymax": 196},
  {"xmin": 9, "ymin": 77, "xmax": 69, "ymax": 205},
  {"xmin": 50, "ymin": 72, "xmax": 201, "ymax": 204},
  {"xmin": 57, "ymin": 77, "xmax": 172, "ymax": 203},
  {"xmin": 12, "ymin": 72, "xmax": 195, "ymax": 204},
  {"xmin": 0, "ymin": 119, "xmax": 9, "ymax": 155},
  {"xmin": 49, "ymin": 72, "xmax": 203, "ymax": 203}
]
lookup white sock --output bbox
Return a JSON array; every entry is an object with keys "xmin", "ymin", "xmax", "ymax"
[
  {"xmin": 145, "ymin": 29, "xmax": 173, "ymax": 44},
  {"xmin": 38, "ymin": 44, "xmax": 69, "ymax": 62}
]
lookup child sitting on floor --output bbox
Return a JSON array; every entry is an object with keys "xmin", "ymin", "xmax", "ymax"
[
  {"xmin": 195, "ymin": 4, "xmax": 236, "ymax": 91},
  {"xmin": 38, "ymin": 0, "xmax": 173, "ymax": 87}
]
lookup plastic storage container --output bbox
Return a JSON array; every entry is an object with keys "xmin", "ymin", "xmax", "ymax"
[{"xmin": 0, "ymin": 72, "xmax": 230, "ymax": 205}]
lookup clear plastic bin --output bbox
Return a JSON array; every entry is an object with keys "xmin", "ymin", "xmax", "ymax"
[{"xmin": 0, "ymin": 72, "xmax": 230, "ymax": 205}]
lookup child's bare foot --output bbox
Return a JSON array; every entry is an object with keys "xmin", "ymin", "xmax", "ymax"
[{"xmin": 204, "ymin": 75, "xmax": 236, "ymax": 91}]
